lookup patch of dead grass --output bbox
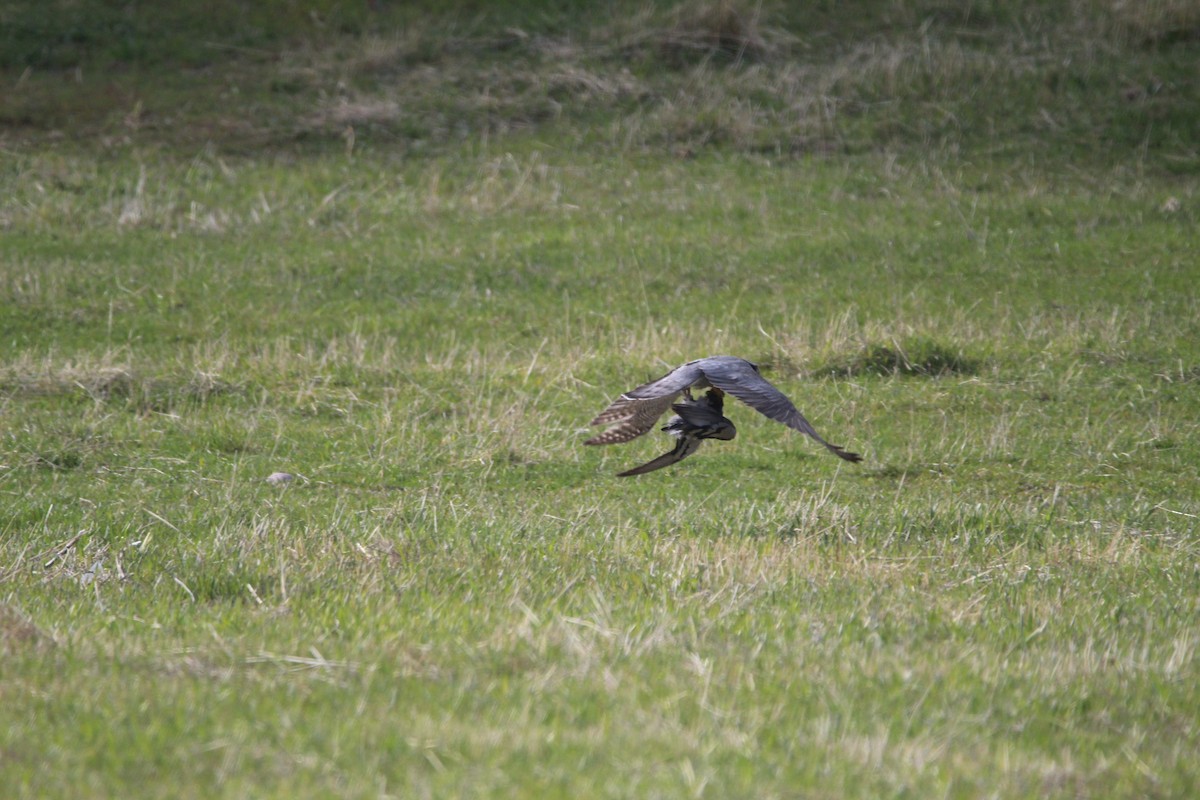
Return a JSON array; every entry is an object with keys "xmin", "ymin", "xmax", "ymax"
[
  {"xmin": 0, "ymin": 604, "xmax": 53, "ymax": 654},
  {"xmin": 1106, "ymin": 0, "xmax": 1200, "ymax": 45},
  {"xmin": 0, "ymin": 353, "xmax": 238, "ymax": 412},
  {"xmin": 2, "ymin": 0, "xmax": 1194, "ymax": 161}
]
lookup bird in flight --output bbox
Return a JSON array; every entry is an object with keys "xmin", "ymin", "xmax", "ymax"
[
  {"xmin": 588, "ymin": 355, "xmax": 861, "ymax": 475},
  {"xmin": 616, "ymin": 388, "xmax": 736, "ymax": 477}
]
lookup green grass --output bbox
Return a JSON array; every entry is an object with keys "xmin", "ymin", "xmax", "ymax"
[{"xmin": 2, "ymin": 1, "xmax": 1199, "ymax": 797}]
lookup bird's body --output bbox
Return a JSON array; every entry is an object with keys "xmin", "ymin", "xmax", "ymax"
[
  {"xmin": 588, "ymin": 355, "xmax": 861, "ymax": 475},
  {"xmin": 616, "ymin": 389, "xmax": 736, "ymax": 477}
]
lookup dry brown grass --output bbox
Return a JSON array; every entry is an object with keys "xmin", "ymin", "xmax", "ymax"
[
  {"xmin": 0, "ymin": 603, "xmax": 53, "ymax": 654},
  {"xmin": 1105, "ymin": 0, "xmax": 1200, "ymax": 45},
  {"xmin": 4, "ymin": 0, "xmax": 1192, "ymax": 163}
]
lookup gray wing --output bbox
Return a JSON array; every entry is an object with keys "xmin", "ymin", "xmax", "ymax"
[
  {"xmin": 586, "ymin": 361, "xmax": 707, "ymax": 445},
  {"xmin": 616, "ymin": 435, "xmax": 704, "ymax": 477},
  {"xmin": 698, "ymin": 358, "xmax": 862, "ymax": 462}
]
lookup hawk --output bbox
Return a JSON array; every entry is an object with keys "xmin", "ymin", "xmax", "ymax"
[
  {"xmin": 588, "ymin": 355, "xmax": 861, "ymax": 474},
  {"xmin": 616, "ymin": 388, "xmax": 736, "ymax": 477}
]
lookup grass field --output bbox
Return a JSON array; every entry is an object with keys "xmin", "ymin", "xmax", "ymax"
[{"xmin": 2, "ymin": 1, "xmax": 1199, "ymax": 797}]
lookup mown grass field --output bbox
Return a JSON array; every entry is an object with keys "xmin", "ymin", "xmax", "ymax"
[{"xmin": 2, "ymin": 1, "xmax": 1199, "ymax": 797}]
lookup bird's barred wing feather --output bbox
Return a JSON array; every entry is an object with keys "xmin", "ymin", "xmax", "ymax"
[
  {"xmin": 700, "ymin": 361, "xmax": 862, "ymax": 462},
  {"xmin": 585, "ymin": 394, "xmax": 678, "ymax": 444},
  {"xmin": 586, "ymin": 362, "xmax": 707, "ymax": 445}
]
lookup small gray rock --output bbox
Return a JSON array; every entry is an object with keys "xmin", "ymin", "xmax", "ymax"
[{"xmin": 266, "ymin": 472, "xmax": 295, "ymax": 485}]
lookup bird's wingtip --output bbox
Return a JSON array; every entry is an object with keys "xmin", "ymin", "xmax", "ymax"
[{"xmin": 615, "ymin": 462, "xmax": 658, "ymax": 477}]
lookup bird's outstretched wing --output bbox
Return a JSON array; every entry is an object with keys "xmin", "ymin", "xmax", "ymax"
[
  {"xmin": 615, "ymin": 435, "xmax": 704, "ymax": 477},
  {"xmin": 698, "ymin": 358, "xmax": 862, "ymax": 462},
  {"xmin": 586, "ymin": 360, "xmax": 707, "ymax": 445}
]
